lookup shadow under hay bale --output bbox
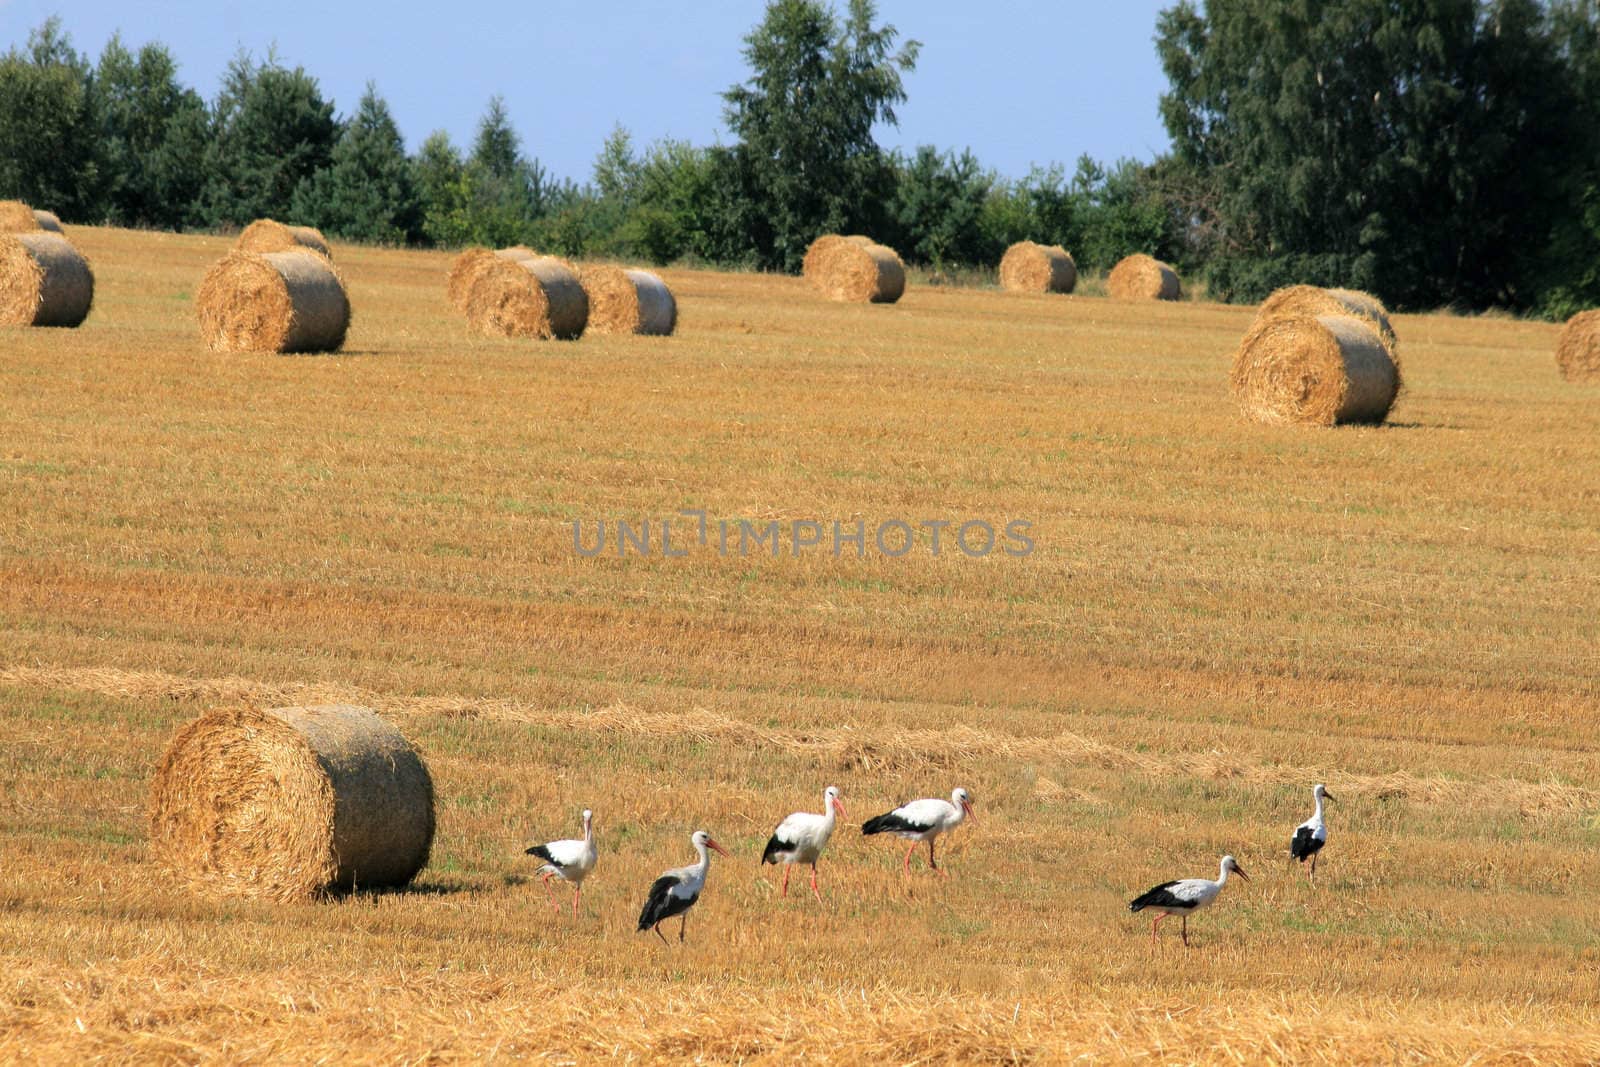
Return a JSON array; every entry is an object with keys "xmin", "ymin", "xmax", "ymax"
[
  {"xmin": 446, "ymin": 246, "xmax": 538, "ymax": 311},
  {"xmin": 582, "ymin": 265, "xmax": 677, "ymax": 336},
  {"xmin": 807, "ymin": 237, "xmax": 906, "ymax": 304},
  {"xmin": 999, "ymin": 241, "xmax": 1076, "ymax": 294},
  {"xmin": 196, "ymin": 249, "xmax": 350, "ymax": 353},
  {"xmin": 1257, "ymin": 285, "xmax": 1397, "ymax": 351},
  {"xmin": 1107, "ymin": 253, "xmax": 1180, "ymax": 301},
  {"xmin": 465, "ymin": 255, "xmax": 588, "ymax": 339},
  {"xmin": 1556, "ymin": 309, "xmax": 1600, "ymax": 383},
  {"xmin": 149, "ymin": 704, "xmax": 435, "ymax": 901},
  {"xmin": 0, "ymin": 232, "xmax": 94, "ymax": 327},
  {"xmin": 236, "ymin": 218, "xmax": 333, "ymax": 258},
  {"xmin": 1231, "ymin": 312, "xmax": 1400, "ymax": 426}
]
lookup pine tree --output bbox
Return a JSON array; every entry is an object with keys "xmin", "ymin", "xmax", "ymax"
[{"xmin": 292, "ymin": 83, "xmax": 421, "ymax": 244}]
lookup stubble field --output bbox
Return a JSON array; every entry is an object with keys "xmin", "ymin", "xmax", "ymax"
[{"xmin": 1, "ymin": 226, "xmax": 1598, "ymax": 1063}]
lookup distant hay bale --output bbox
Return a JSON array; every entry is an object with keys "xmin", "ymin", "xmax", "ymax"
[
  {"xmin": 0, "ymin": 232, "xmax": 94, "ymax": 327},
  {"xmin": 465, "ymin": 254, "xmax": 588, "ymax": 339},
  {"xmin": 32, "ymin": 209, "xmax": 63, "ymax": 232},
  {"xmin": 0, "ymin": 199, "xmax": 40, "ymax": 233},
  {"xmin": 149, "ymin": 704, "xmax": 436, "ymax": 901},
  {"xmin": 1231, "ymin": 313, "xmax": 1400, "ymax": 426},
  {"xmin": 999, "ymin": 241, "xmax": 1076, "ymax": 294},
  {"xmin": 801, "ymin": 234, "xmax": 874, "ymax": 283},
  {"xmin": 1108, "ymin": 254, "xmax": 1180, "ymax": 301},
  {"xmin": 196, "ymin": 249, "xmax": 350, "ymax": 353},
  {"xmin": 446, "ymin": 246, "xmax": 538, "ymax": 311},
  {"xmin": 236, "ymin": 219, "xmax": 333, "ymax": 258},
  {"xmin": 808, "ymin": 238, "xmax": 906, "ymax": 303},
  {"xmin": 582, "ymin": 265, "xmax": 677, "ymax": 336},
  {"xmin": 1555, "ymin": 310, "xmax": 1600, "ymax": 383},
  {"xmin": 1258, "ymin": 285, "xmax": 1396, "ymax": 348}
]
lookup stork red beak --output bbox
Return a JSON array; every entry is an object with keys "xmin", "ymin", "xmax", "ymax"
[
  {"xmin": 832, "ymin": 797, "xmax": 848, "ymax": 818},
  {"xmin": 1323, "ymin": 792, "xmax": 1336, "ymax": 802},
  {"xmin": 708, "ymin": 839, "xmax": 731, "ymax": 858},
  {"xmin": 961, "ymin": 800, "xmax": 975, "ymax": 820},
  {"xmin": 1234, "ymin": 865, "xmax": 1250, "ymax": 882}
]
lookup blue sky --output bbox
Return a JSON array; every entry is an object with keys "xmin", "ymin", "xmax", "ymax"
[{"xmin": 2, "ymin": 1, "xmax": 1176, "ymax": 183}]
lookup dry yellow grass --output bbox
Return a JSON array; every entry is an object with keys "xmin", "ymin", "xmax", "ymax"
[{"xmin": 1, "ymin": 227, "xmax": 1598, "ymax": 1063}]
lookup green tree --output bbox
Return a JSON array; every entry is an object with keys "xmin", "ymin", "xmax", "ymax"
[
  {"xmin": 93, "ymin": 34, "xmax": 209, "ymax": 229},
  {"xmin": 1157, "ymin": 0, "xmax": 1586, "ymax": 309},
  {"xmin": 723, "ymin": 0, "xmax": 919, "ymax": 270},
  {"xmin": 201, "ymin": 52, "xmax": 339, "ymax": 227},
  {"xmin": 291, "ymin": 83, "xmax": 421, "ymax": 244},
  {"xmin": 889, "ymin": 146, "xmax": 994, "ymax": 267},
  {"xmin": 0, "ymin": 19, "xmax": 104, "ymax": 219}
]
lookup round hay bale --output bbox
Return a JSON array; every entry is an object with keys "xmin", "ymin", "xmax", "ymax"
[
  {"xmin": 0, "ymin": 232, "xmax": 94, "ymax": 327},
  {"xmin": 32, "ymin": 209, "xmax": 63, "ymax": 232},
  {"xmin": 149, "ymin": 704, "xmax": 436, "ymax": 901},
  {"xmin": 1555, "ymin": 310, "xmax": 1600, "ymax": 383},
  {"xmin": 236, "ymin": 219, "xmax": 333, "ymax": 258},
  {"xmin": 999, "ymin": 241, "xmax": 1076, "ymax": 294},
  {"xmin": 0, "ymin": 199, "xmax": 40, "ymax": 233},
  {"xmin": 1108, "ymin": 253, "xmax": 1181, "ymax": 301},
  {"xmin": 465, "ymin": 254, "xmax": 588, "ymax": 340},
  {"xmin": 196, "ymin": 249, "xmax": 350, "ymax": 353},
  {"xmin": 1257, "ymin": 285, "xmax": 1395, "ymax": 348},
  {"xmin": 809, "ymin": 239, "xmax": 906, "ymax": 304},
  {"xmin": 801, "ymin": 234, "xmax": 874, "ymax": 283},
  {"xmin": 1230, "ymin": 313, "xmax": 1400, "ymax": 426},
  {"xmin": 582, "ymin": 265, "xmax": 677, "ymax": 336},
  {"xmin": 446, "ymin": 246, "xmax": 539, "ymax": 311}
]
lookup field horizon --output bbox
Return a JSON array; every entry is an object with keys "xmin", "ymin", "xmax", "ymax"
[{"xmin": 2, "ymin": 225, "xmax": 1598, "ymax": 1063}]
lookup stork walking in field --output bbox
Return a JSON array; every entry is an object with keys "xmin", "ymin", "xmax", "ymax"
[
  {"xmin": 636, "ymin": 830, "xmax": 730, "ymax": 944},
  {"xmin": 762, "ymin": 786, "xmax": 846, "ymax": 901},
  {"xmin": 1129, "ymin": 855, "xmax": 1249, "ymax": 946},
  {"xmin": 1289, "ymin": 783, "xmax": 1334, "ymax": 882},
  {"xmin": 525, "ymin": 808, "xmax": 597, "ymax": 918},
  {"xmin": 861, "ymin": 787, "xmax": 974, "ymax": 876}
]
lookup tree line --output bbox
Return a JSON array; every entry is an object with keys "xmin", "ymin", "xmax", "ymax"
[{"xmin": 2, "ymin": 0, "xmax": 1597, "ymax": 316}]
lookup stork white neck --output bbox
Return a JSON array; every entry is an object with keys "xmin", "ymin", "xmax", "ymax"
[
  {"xmin": 1311, "ymin": 791, "xmax": 1326, "ymax": 827},
  {"xmin": 1216, "ymin": 857, "xmax": 1232, "ymax": 886}
]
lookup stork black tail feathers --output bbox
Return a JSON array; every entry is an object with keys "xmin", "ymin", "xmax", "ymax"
[
  {"xmin": 525, "ymin": 844, "xmax": 554, "ymax": 862},
  {"xmin": 760, "ymin": 834, "xmax": 786, "ymax": 864},
  {"xmin": 861, "ymin": 812, "xmax": 901, "ymax": 835},
  {"xmin": 1129, "ymin": 882, "xmax": 1180, "ymax": 913}
]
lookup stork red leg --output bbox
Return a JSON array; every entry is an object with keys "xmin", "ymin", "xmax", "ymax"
[
  {"xmin": 571, "ymin": 885, "xmax": 581, "ymax": 919},
  {"xmin": 1310, "ymin": 853, "xmax": 1318, "ymax": 883},
  {"xmin": 653, "ymin": 922, "xmax": 669, "ymax": 946},
  {"xmin": 810, "ymin": 863, "xmax": 822, "ymax": 903},
  {"xmin": 1151, "ymin": 913, "xmax": 1166, "ymax": 943},
  {"xmin": 781, "ymin": 864, "xmax": 791, "ymax": 897},
  {"xmin": 929, "ymin": 839, "xmax": 948, "ymax": 878},
  {"xmin": 1181, "ymin": 915, "xmax": 1189, "ymax": 947},
  {"xmin": 679, "ymin": 913, "xmax": 688, "ymax": 943},
  {"xmin": 541, "ymin": 873, "xmax": 561, "ymax": 913},
  {"xmin": 903, "ymin": 844, "xmax": 916, "ymax": 875}
]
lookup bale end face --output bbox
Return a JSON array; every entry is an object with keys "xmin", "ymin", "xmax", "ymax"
[
  {"xmin": 999, "ymin": 241, "xmax": 1076, "ymax": 294},
  {"xmin": 1230, "ymin": 313, "xmax": 1399, "ymax": 426},
  {"xmin": 0, "ymin": 232, "xmax": 94, "ymax": 327},
  {"xmin": 149, "ymin": 704, "xmax": 435, "ymax": 901},
  {"xmin": 0, "ymin": 199, "xmax": 41, "ymax": 233},
  {"xmin": 1556, "ymin": 310, "xmax": 1600, "ymax": 383},
  {"xmin": 196, "ymin": 249, "xmax": 350, "ymax": 353}
]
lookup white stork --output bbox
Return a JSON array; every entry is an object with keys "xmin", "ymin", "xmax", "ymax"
[
  {"xmin": 762, "ymin": 785, "xmax": 846, "ymax": 901},
  {"xmin": 1128, "ymin": 854, "xmax": 1249, "ymax": 946},
  {"xmin": 1289, "ymin": 783, "xmax": 1334, "ymax": 881},
  {"xmin": 636, "ymin": 830, "xmax": 730, "ymax": 944},
  {"xmin": 861, "ymin": 787, "xmax": 973, "ymax": 876},
  {"xmin": 525, "ymin": 808, "xmax": 597, "ymax": 918}
]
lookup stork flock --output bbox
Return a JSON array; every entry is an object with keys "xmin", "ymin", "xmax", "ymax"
[{"xmin": 524, "ymin": 782, "xmax": 1332, "ymax": 948}]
